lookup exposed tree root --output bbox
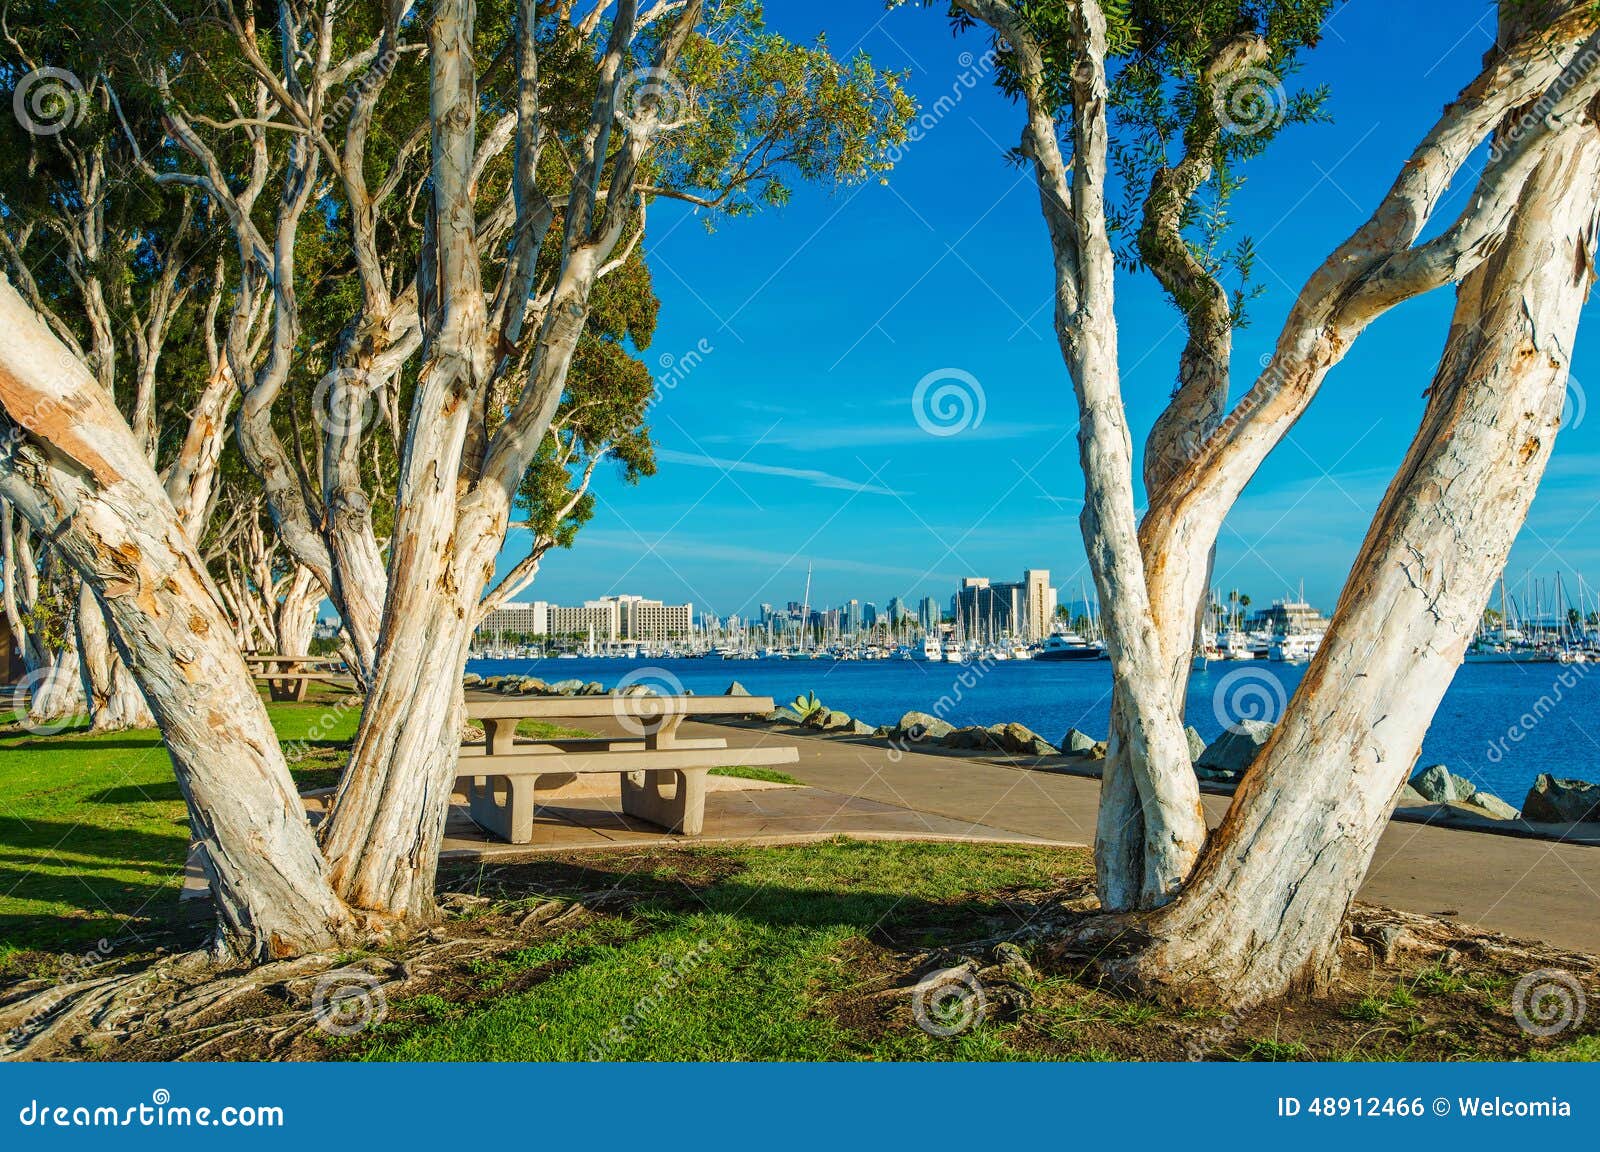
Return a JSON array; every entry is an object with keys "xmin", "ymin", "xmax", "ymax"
[{"xmin": 0, "ymin": 889, "xmax": 578, "ymax": 1061}]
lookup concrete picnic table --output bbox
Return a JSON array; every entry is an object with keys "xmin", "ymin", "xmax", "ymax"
[
  {"xmin": 457, "ymin": 693, "xmax": 796, "ymax": 842},
  {"xmin": 245, "ymin": 654, "xmax": 354, "ymax": 702}
]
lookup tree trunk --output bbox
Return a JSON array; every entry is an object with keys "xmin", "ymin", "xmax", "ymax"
[
  {"xmin": 0, "ymin": 273, "xmax": 352, "ymax": 960},
  {"xmin": 1107, "ymin": 119, "xmax": 1600, "ymax": 1008},
  {"xmin": 1054, "ymin": 1, "xmax": 1206, "ymax": 906},
  {"xmin": 275, "ymin": 565, "xmax": 321, "ymax": 658},
  {"xmin": 27, "ymin": 641, "xmax": 85, "ymax": 726},
  {"xmin": 75, "ymin": 583, "xmax": 155, "ymax": 732}
]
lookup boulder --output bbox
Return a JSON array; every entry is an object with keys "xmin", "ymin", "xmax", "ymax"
[
  {"xmin": 764, "ymin": 705, "xmax": 803, "ymax": 724},
  {"xmin": 1060, "ymin": 727, "xmax": 1100, "ymax": 758},
  {"xmin": 725, "ymin": 681, "xmax": 751, "ymax": 697},
  {"xmin": 848, "ymin": 718, "xmax": 877, "ymax": 736},
  {"xmin": 516, "ymin": 677, "xmax": 545, "ymax": 695},
  {"xmin": 1195, "ymin": 719, "xmax": 1275, "ymax": 776},
  {"xmin": 548, "ymin": 678, "xmax": 584, "ymax": 695},
  {"xmin": 895, "ymin": 710, "xmax": 954, "ymax": 743},
  {"xmin": 816, "ymin": 710, "xmax": 854, "ymax": 732},
  {"xmin": 872, "ymin": 725, "xmax": 894, "ymax": 739},
  {"xmin": 1460, "ymin": 791, "xmax": 1520, "ymax": 821},
  {"xmin": 942, "ymin": 726, "xmax": 995, "ymax": 751},
  {"xmin": 1521, "ymin": 774, "xmax": 1600, "ymax": 824},
  {"xmin": 462, "ymin": 672, "xmax": 483, "ymax": 687},
  {"xmin": 1185, "ymin": 726, "xmax": 1207, "ymax": 762},
  {"xmin": 581, "ymin": 681, "xmax": 605, "ymax": 696},
  {"xmin": 988, "ymin": 722, "xmax": 1051, "ymax": 756},
  {"xmin": 1394, "ymin": 784, "xmax": 1432, "ymax": 808},
  {"xmin": 616, "ymin": 683, "xmax": 654, "ymax": 697},
  {"xmin": 1410, "ymin": 764, "xmax": 1476, "ymax": 804}
]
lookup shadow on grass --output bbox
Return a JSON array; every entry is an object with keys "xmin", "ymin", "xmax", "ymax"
[
  {"xmin": 444, "ymin": 853, "xmax": 1038, "ymax": 944},
  {"xmin": 87, "ymin": 782, "xmax": 186, "ymax": 804}
]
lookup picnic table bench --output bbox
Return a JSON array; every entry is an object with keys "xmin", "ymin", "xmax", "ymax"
[
  {"xmin": 245, "ymin": 655, "xmax": 355, "ymax": 702},
  {"xmin": 458, "ymin": 694, "xmax": 795, "ymax": 842}
]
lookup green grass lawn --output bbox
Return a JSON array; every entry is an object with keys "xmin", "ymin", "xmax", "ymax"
[
  {"xmin": 0, "ymin": 696, "xmax": 778, "ymax": 961},
  {"xmin": 363, "ymin": 838, "xmax": 1077, "ymax": 1061},
  {"xmin": 3, "ymin": 700, "xmax": 1595, "ymax": 1062},
  {"xmin": 0, "ymin": 690, "xmax": 368, "ymax": 959}
]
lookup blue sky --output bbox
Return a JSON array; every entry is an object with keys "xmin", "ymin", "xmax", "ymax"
[{"xmin": 499, "ymin": 0, "xmax": 1600, "ymax": 623}]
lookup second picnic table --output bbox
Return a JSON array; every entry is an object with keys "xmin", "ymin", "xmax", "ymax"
[
  {"xmin": 458, "ymin": 693, "xmax": 796, "ymax": 842},
  {"xmin": 245, "ymin": 655, "xmax": 354, "ymax": 702}
]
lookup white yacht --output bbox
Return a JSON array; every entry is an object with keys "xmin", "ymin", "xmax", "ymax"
[
  {"xmin": 1035, "ymin": 633, "xmax": 1106, "ymax": 662},
  {"xmin": 1269, "ymin": 632, "xmax": 1322, "ymax": 663}
]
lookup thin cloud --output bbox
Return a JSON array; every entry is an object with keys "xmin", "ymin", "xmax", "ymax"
[
  {"xmin": 657, "ymin": 448, "xmax": 903, "ymax": 496},
  {"xmin": 698, "ymin": 420, "xmax": 1041, "ymax": 449}
]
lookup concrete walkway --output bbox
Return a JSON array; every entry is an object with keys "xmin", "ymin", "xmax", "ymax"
[
  {"xmin": 446, "ymin": 709, "xmax": 1600, "ymax": 955},
  {"xmin": 611, "ymin": 716, "xmax": 1596, "ymax": 955},
  {"xmin": 755, "ymin": 723, "xmax": 1600, "ymax": 954}
]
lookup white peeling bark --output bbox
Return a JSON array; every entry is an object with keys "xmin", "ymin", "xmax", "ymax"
[
  {"xmin": 321, "ymin": 0, "xmax": 703, "ymax": 922},
  {"xmin": 0, "ymin": 272, "xmax": 352, "ymax": 959},
  {"xmin": 957, "ymin": 0, "xmax": 1207, "ymax": 904},
  {"xmin": 1110, "ymin": 113, "xmax": 1600, "ymax": 1008},
  {"xmin": 28, "ymin": 642, "xmax": 85, "ymax": 724},
  {"xmin": 76, "ymin": 582, "xmax": 155, "ymax": 732}
]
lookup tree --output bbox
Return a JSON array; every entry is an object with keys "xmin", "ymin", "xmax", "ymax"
[
  {"xmin": 0, "ymin": 274, "xmax": 354, "ymax": 958},
  {"xmin": 2, "ymin": 2, "xmax": 243, "ymax": 729},
  {"xmin": 2, "ymin": 0, "xmax": 908, "ymax": 950},
  {"xmin": 315, "ymin": 0, "xmax": 909, "ymax": 924},
  {"xmin": 949, "ymin": 0, "xmax": 1600, "ymax": 1004}
]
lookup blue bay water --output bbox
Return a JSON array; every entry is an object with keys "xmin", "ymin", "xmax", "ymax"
[{"xmin": 466, "ymin": 655, "xmax": 1600, "ymax": 807}]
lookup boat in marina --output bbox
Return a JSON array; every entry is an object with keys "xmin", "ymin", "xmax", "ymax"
[
  {"xmin": 1034, "ymin": 633, "xmax": 1106, "ymax": 662},
  {"xmin": 1269, "ymin": 632, "xmax": 1322, "ymax": 663}
]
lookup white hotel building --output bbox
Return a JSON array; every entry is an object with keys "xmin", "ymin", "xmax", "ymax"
[{"xmin": 477, "ymin": 594, "xmax": 693, "ymax": 643}]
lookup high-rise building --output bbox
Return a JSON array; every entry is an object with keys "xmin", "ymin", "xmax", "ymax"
[
  {"xmin": 608, "ymin": 594, "xmax": 693, "ymax": 641},
  {"xmin": 862, "ymin": 602, "xmax": 878, "ymax": 627},
  {"xmin": 918, "ymin": 596, "xmax": 940, "ymax": 631},
  {"xmin": 547, "ymin": 599, "xmax": 620, "ymax": 641},
  {"xmin": 952, "ymin": 570, "xmax": 1057, "ymax": 642}
]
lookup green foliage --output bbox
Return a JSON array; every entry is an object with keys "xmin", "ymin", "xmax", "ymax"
[
  {"xmin": 1106, "ymin": 1, "xmax": 1333, "ymax": 324},
  {"xmin": 648, "ymin": 0, "xmax": 915, "ymax": 222},
  {"xmin": 790, "ymin": 690, "xmax": 824, "ymax": 721}
]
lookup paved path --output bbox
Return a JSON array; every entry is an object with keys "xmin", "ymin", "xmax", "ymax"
[
  {"xmin": 684, "ymin": 719, "xmax": 1600, "ymax": 954},
  {"xmin": 478, "ymin": 710, "xmax": 1600, "ymax": 954}
]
